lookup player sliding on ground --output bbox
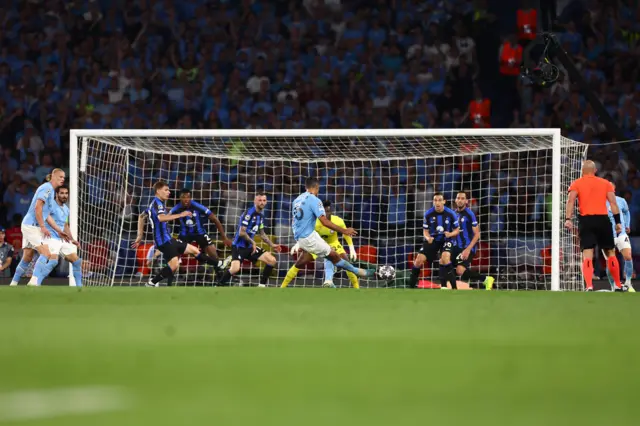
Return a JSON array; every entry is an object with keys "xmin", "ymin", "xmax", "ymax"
[
  {"xmin": 281, "ymin": 178, "xmax": 376, "ymax": 288},
  {"xmin": 170, "ymin": 188, "xmax": 232, "ymax": 278},
  {"xmin": 565, "ymin": 161, "xmax": 627, "ymax": 292},
  {"xmin": 288, "ymin": 200, "xmax": 360, "ymax": 288},
  {"xmin": 408, "ymin": 192, "xmax": 461, "ymax": 289},
  {"xmin": 10, "ymin": 169, "xmax": 65, "ymax": 286},
  {"xmin": 132, "ymin": 181, "xmax": 218, "ymax": 287},
  {"xmin": 605, "ymin": 184, "xmax": 635, "ymax": 292},
  {"xmin": 35, "ymin": 185, "xmax": 83, "ymax": 286},
  {"xmin": 453, "ymin": 191, "xmax": 494, "ymax": 290},
  {"xmin": 217, "ymin": 192, "xmax": 280, "ymax": 287}
]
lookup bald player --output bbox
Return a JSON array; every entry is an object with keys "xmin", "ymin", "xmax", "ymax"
[{"xmin": 565, "ymin": 160, "xmax": 626, "ymax": 292}]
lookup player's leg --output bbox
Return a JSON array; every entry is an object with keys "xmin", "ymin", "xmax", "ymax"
[
  {"xmin": 339, "ymin": 250, "xmax": 359, "ymax": 289},
  {"xmin": 10, "ymin": 248, "xmax": 35, "ymax": 286},
  {"xmin": 456, "ymin": 253, "xmax": 494, "ymax": 290},
  {"xmin": 217, "ymin": 245, "xmax": 247, "ymax": 286},
  {"xmin": 257, "ymin": 250, "xmax": 277, "ymax": 287},
  {"xmin": 328, "ymin": 250, "xmax": 374, "ymax": 278},
  {"xmin": 597, "ymin": 218, "xmax": 622, "ymax": 290},
  {"xmin": 28, "ymin": 240, "xmax": 59, "ymax": 286},
  {"xmin": 322, "ymin": 244, "xmax": 343, "ymax": 288},
  {"xmin": 438, "ymin": 244, "xmax": 457, "ymax": 290},
  {"xmin": 409, "ymin": 252, "xmax": 427, "ymax": 289},
  {"xmin": 578, "ymin": 218, "xmax": 598, "ymax": 291},
  {"xmin": 281, "ymin": 250, "xmax": 314, "ymax": 288},
  {"xmin": 616, "ymin": 234, "xmax": 635, "ymax": 291},
  {"xmin": 64, "ymin": 248, "xmax": 83, "ymax": 288},
  {"xmin": 148, "ymin": 241, "xmax": 183, "ymax": 287}
]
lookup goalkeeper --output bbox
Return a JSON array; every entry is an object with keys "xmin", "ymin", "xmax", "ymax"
[{"xmin": 284, "ymin": 200, "xmax": 360, "ymax": 288}]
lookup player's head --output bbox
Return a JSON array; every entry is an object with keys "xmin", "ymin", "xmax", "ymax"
[
  {"xmin": 455, "ymin": 191, "xmax": 469, "ymax": 210},
  {"xmin": 254, "ymin": 191, "xmax": 268, "ymax": 212},
  {"xmin": 180, "ymin": 188, "xmax": 192, "ymax": 206},
  {"xmin": 323, "ymin": 200, "xmax": 332, "ymax": 219},
  {"xmin": 154, "ymin": 181, "xmax": 170, "ymax": 201},
  {"xmin": 305, "ymin": 177, "xmax": 320, "ymax": 195},
  {"xmin": 56, "ymin": 185, "xmax": 69, "ymax": 204},
  {"xmin": 433, "ymin": 192, "xmax": 445, "ymax": 212},
  {"xmin": 581, "ymin": 160, "xmax": 597, "ymax": 176},
  {"xmin": 46, "ymin": 168, "xmax": 65, "ymax": 189}
]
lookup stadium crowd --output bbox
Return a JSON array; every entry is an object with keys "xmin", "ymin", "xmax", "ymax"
[{"xmin": 0, "ymin": 0, "xmax": 639, "ymax": 282}]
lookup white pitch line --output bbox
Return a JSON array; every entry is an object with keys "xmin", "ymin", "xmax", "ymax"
[{"xmin": 0, "ymin": 386, "xmax": 130, "ymax": 422}]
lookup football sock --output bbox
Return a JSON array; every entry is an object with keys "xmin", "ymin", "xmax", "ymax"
[
  {"xmin": 324, "ymin": 259, "xmax": 335, "ymax": 283},
  {"xmin": 408, "ymin": 267, "xmax": 421, "ymax": 288},
  {"xmin": 346, "ymin": 271, "xmax": 359, "ymax": 289},
  {"xmin": 281, "ymin": 266, "xmax": 299, "ymax": 288},
  {"xmin": 260, "ymin": 265, "xmax": 274, "ymax": 285},
  {"xmin": 29, "ymin": 256, "xmax": 51, "ymax": 285},
  {"xmin": 152, "ymin": 266, "xmax": 174, "ymax": 285},
  {"xmin": 37, "ymin": 258, "xmax": 58, "ymax": 285},
  {"xmin": 11, "ymin": 259, "xmax": 31, "ymax": 284},
  {"xmin": 624, "ymin": 260, "xmax": 633, "ymax": 285},
  {"xmin": 72, "ymin": 259, "xmax": 83, "ymax": 287},
  {"xmin": 582, "ymin": 258, "xmax": 594, "ymax": 289},
  {"xmin": 607, "ymin": 256, "xmax": 622, "ymax": 289},
  {"xmin": 218, "ymin": 270, "xmax": 232, "ymax": 286}
]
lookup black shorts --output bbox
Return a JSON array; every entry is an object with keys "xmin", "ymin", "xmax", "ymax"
[
  {"xmin": 578, "ymin": 215, "xmax": 614, "ymax": 250},
  {"xmin": 454, "ymin": 249, "xmax": 475, "ymax": 269},
  {"xmin": 231, "ymin": 245, "xmax": 266, "ymax": 264},
  {"xmin": 418, "ymin": 239, "xmax": 454, "ymax": 262},
  {"xmin": 181, "ymin": 234, "xmax": 214, "ymax": 248},
  {"xmin": 157, "ymin": 239, "xmax": 188, "ymax": 261}
]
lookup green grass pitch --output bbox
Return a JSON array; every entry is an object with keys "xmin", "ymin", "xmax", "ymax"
[{"xmin": 0, "ymin": 288, "xmax": 638, "ymax": 426}]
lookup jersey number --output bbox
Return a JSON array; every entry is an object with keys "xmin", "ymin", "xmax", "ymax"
[{"xmin": 293, "ymin": 204, "xmax": 304, "ymax": 220}]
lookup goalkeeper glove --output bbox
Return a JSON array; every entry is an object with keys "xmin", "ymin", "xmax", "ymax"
[
  {"xmin": 349, "ymin": 246, "xmax": 357, "ymax": 262},
  {"xmin": 291, "ymin": 243, "xmax": 300, "ymax": 256}
]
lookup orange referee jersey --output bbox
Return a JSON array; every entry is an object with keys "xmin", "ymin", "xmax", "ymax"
[{"xmin": 568, "ymin": 175, "xmax": 614, "ymax": 216}]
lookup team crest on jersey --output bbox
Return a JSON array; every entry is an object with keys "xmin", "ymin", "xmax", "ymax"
[
  {"xmin": 430, "ymin": 217, "xmax": 436, "ymax": 222},
  {"xmin": 445, "ymin": 219, "xmax": 449, "ymax": 224},
  {"xmin": 461, "ymin": 217, "xmax": 465, "ymax": 222},
  {"xmin": 245, "ymin": 214, "xmax": 251, "ymax": 220}
]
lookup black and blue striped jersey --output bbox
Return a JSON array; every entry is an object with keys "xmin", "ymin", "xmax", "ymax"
[
  {"xmin": 147, "ymin": 197, "xmax": 172, "ymax": 246},
  {"xmin": 232, "ymin": 206, "xmax": 264, "ymax": 249},
  {"xmin": 423, "ymin": 206, "xmax": 460, "ymax": 245},
  {"xmin": 169, "ymin": 201, "xmax": 212, "ymax": 237},
  {"xmin": 456, "ymin": 207, "xmax": 479, "ymax": 253}
]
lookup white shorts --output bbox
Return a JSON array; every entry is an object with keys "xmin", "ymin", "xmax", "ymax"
[
  {"xmin": 46, "ymin": 238, "xmax": 78, "ymax": 256},
  {"xmin": 21, "ymin": 224, "xmax": 45, "ymax": 249},
  {"xmin": 615, "ymin": 234, "xmax": 632, "ymax": 252},
  {"xmin": 297, "ymin": 231, "xmax": 332, "ymax": 258}
]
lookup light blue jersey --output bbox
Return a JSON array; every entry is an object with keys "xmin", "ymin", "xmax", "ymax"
[
  {"xmin": 607, "ymin": 196, "xmax": 631, "ymax": 237},
  {"xmin": 22, "ymin": 183, "xmax": 55, "ymax": 227},
  {"xmin": 292, "ymin": 192, "xmax": 326, "ymax": 240},
  {"xmin": 46, "ymin": 201, "xmax": 70, "ymax": 240}
]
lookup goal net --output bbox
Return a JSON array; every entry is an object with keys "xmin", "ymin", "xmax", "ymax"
[{"xmin": 69, "ymin": 129, "xmax": 588, "ymax": 290}]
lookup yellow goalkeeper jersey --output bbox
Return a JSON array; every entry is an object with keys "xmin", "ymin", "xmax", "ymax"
[{"xmin": 315, "ymin": 215, "xmax": 353, "ymax": 247}]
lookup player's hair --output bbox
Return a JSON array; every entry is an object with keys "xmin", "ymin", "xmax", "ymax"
[
  {"xmin": 305, "ymin": 177, "xmax": 319, "ymax": 189},
  {"xmin": 153, "ymin": 181, "xmax": 169, "ymax": 193},
  {"xmin": 45, "ymin": 168, "xmax": 64, "ymax": 182},
  {"xmin": 56, "ymin": 185, "xmax": 69, "ymax": 194},
  {"xmin": 180, "ymin": 188, "xmax": 192, "ymax": 196},
  {"xmin": 322, "ymin": 200, "xmax": 332, "ymax": 208},
  {"xmin": 255, "ymin": 191, "xmax": 267, "ymax": 197},
  {"xmin": 433, "ymin": 192, "xmax": 445, "ymax": 199},
  {"xmin": 457, "ymin": 190, "xmax": 469, "ymax": 199}
]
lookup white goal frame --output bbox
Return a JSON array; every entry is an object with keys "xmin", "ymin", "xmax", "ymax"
[{"xmin": 69, "ymin": 128, "xmax": 567, "ymax": 290}]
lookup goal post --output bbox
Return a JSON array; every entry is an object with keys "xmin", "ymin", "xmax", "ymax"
[{"xmin": 69, "ymin": 128, "xmax": 588, "ymax": 290}]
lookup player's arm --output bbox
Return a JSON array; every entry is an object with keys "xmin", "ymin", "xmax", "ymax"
[
  {"xmin": 0, "ymin": 246, "xmax": 12, "ymax": 272},
  {"xmin": 259, "ymin": 225, "xmax": 281, "ymax": 252},
  {"xmin": 318, "ymin": 215, "xmax": 357, "ymax": 236},
  {"xmin": 238, "ymin": 225, "xmax": 257, "ymax": 249},
  {"xmin": 564, "ymin": 189, "xmax": 578, "ymax": 229},
  {"xmin": 606, "ymin": 191, "xmax": 622, "ymax": 234},
  {"xmin": 34, "ymin": 199, "xmax": 51, "ymax": 238},
  {"xmin": 132, "ymin": 213, "xmax": 147, "ymax": 248},
  {"xmin": 45, "ymin": 215, "xmax": 65, "ymax": 238},
  {"xmin": 621, "ymin": 198, "xmax": 631, "ymax": 233},
  {"xmin": 207, "ymin": 211, "xmax": 232, "ymax": 246},
  {"xmin": 444, "ymin": 213, "xmax": 461, "ymax": 238},
  {"xmin": 337, "ymin": 217, "xmax": 357, "ymax": 261},
  {"xmin": 64, "ymin": 222, "xmax": 80, "ymax": 247},
  {"xmin": 157, "ymin": 211, "xmax": 191, "ymax": 222}
]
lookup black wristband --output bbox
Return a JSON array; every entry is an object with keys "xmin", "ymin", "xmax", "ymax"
[{"xmin": 613, "ymin": 213, "xmax": 621, "ymax": 225}]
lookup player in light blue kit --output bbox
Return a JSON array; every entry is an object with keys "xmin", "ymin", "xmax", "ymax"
[
  {"xmin": 39, "ymin": 185, "xmax": 83, "ymax": 286},
  {"xmin": 10, "ymin": 169, "xmax": 65, "ymax": 286},
  {"xmin": 606, "ymin": 187, "xmax": 635, "ymax": 292},
  {"xmin": 281, "ymin": 177, "xmax": 376, "ymax": 288}
]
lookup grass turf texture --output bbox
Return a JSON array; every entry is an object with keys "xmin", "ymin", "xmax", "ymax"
[{"xmin": 0, "ymin": 288, "xmax": 638, "ymax": 426}]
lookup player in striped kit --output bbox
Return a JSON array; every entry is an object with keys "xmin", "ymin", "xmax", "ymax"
[{"xmin": 453, "ymin": 191, "xmax": 494, "ymax": 290}]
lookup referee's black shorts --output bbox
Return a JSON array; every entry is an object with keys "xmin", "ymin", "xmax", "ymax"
[
  {"xmin": 578, "ymin": 214, "xmax": 614, "ymax": 250},
  {"xmin": 157, "ymin": 239, "xmax": 188, "ymax": 261}
]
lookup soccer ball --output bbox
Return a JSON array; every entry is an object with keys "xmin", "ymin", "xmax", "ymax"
[{"xmin": 377, "ymin": 265, "xmax": 396, "ymax": 281}]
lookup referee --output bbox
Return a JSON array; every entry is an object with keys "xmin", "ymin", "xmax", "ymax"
[{"xmin": 565, "ymin": 160, "xmax": 625, "ymax": 291}]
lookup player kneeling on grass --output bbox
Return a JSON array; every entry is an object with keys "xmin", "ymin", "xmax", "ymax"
[
  {"xmin": 11, "ymin": 169, "xmax": 65, "ymax": 286},
  {"xmin": 453, "ymin": 191, "xmax": 494, "ymax": 290},
  {"xmin": 31, "ymin": 185, "xmax": 83, "ymax": 286},
  {"xmin": 605, "ymin": 186, "xmax": 635, "ymax": 292},
  {"xmin": 132, "ymin": 181, "xmax": 217, "ymax": 287},
  {"xmin": 288, "ymin": 200, "xmax": 360, "ymax": 288},
  {"xmin": 281, "ymin": 178, "xmax": 376, "ymax": 288},
  {"xmin": 217, "ymin": 192, "xmax": 280, "ymax": 287},
  {"xmin": 408, "ymin": 192, "xmax": 460, "ymax": 289}
]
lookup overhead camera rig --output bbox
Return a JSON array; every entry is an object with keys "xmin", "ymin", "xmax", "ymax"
[{"xmin": 520, "ymin": 32, "xmax": 624, "ymax": 141}]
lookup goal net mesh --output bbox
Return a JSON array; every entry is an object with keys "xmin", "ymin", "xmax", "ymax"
[{"xmin": 74, "ymin": 132, "xmax": 587, "ymax": 290}]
